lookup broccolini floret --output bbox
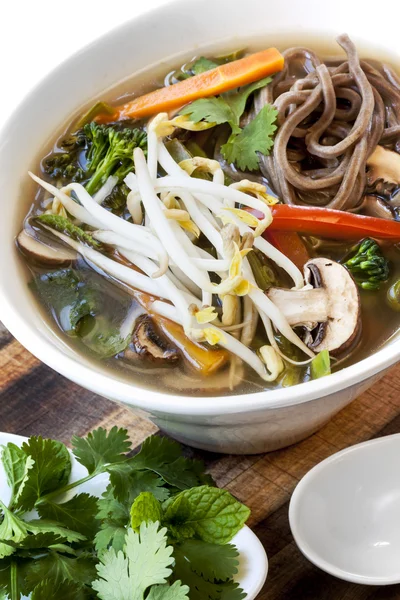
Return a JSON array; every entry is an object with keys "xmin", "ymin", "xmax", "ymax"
[
  {"xmin": 84, "ymin": 122, "xmax": 147, "ymax": 195},
  {"xmin": 343, "ymin": 238, "xmax": 390, "ymax": 290}
]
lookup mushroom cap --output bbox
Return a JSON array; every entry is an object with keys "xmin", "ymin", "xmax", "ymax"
[
  {"xmin": 17, "ymin": 228, "xmax": 77, "ymax": 266},
  {"xmin": 304, "ymin": 257, "xmax": 361, "ymax": 356}
]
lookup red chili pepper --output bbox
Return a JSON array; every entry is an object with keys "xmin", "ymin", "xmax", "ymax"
[{"xmin": 268, "ymin": 205, "xmax": 400, "ymax": 240}]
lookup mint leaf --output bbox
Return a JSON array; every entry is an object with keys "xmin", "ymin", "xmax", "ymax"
[
  {"xmin": 173, "ymin": 544, "xmax": 245, "ymax": 600},
  {"xmin": 177, "ymin": 540, "xmax": 239, "ymax": 582},
  {"xmin": 180, "ymin": 98, "xmax": 238, "ymax": 133},
  {"xmin": 31, "ymin": 578, "xmax": 91, "ymax": 600},
  {"xmin": 130, "ymin": 493, "xmax": 162, "ymax": 532},
  {"xmin": 72, "ymin": 427, "xmax": 131, "ymax": 475},
  {"xmin": 164, "ymin": 486, "xmax": 250, "ymax": 544},
  {"xmin": 37, "ymin": 493, "xmax": 99, "ymax": 538},
  {"xmin": 92, "ymin": 523, "xmax": 175, "ymax": 600},
  {"xmin": 192, "ymin": 57, "xmax": 219, "ymax": 75},
  {"xmin": 16, "ymin": 437, "xmax": 71, "ymax": 511},
  {"xmin": 26, "ymin": 551, "xmax": 97, "ymax": 589},
  {"xmin": 1, "ymin": 443, "xmax": 34, "ymax": 509},
  {"xmin": 221, "ymin": 104, "xmax": 278, "ymax": 171},
  {"xmin": 36, "ymin": 213, "xmax": 101, "ymax": 248},
  {"xmin": 147, "ymin": 581, "xmax": 189, "ymax": 600}
]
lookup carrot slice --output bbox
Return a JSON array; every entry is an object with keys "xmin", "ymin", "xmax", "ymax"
[
  {"xmin": 96, "ymin": 48, "xmax": 284, "ymax": 122},
  {"xmin": 264, "ymin": 230, "xmax": 310, "ymax": 270}
]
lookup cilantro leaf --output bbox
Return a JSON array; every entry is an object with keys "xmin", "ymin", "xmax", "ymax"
[
  {"xmin": 222, "ymin": 77, "xmax": 272, "ymax": 125},
  {"xmin": 192, "ymin": 57, "xmax": 219, "ymax": 75},
  {"xmin": 127, "ymin": 471, "xmax": 170, "ymax": 503},
  {"xmin": 26, "ymin": 551, "xmax": 97, "ymax": 589},
  {"xmin": 37, "ymin": 493, "xmax": 99, "ymax": 538},
  {"xmin": 72, "ymin": 427, "xmax": 131, "ymax": 475},
  {"xmin": 173, "ymin": 544, "xmax": 245, "ymax": 600},
  {"xmin": 180, "ymin": 97, "xmax": 238, "ymax": 132},
  {"xmin": 16, "ymin": 437, "xmax": 71, "ymax": 511},
  {"xmin": 31, "ymin": 578, "xmax": 92, "ymax": 600},
  {"xmin": 95, "ymin": 525, "xmax": 127, "ymax": 554},
  {"xmin": 1, "ymin": 443, "xmax": 34, "ymax": 509},
  {"xmin": 0, "ymin": 557, "xmax": 31, "ymax": 599},
  {"xmin": 92, "ymin": 523, "xmax": 175, "ymax": 600},
  {"xmin": 0, "ymin": 499, "xmax": 84, "ymax": 559},
  {"xmin": 129, "ymin": 436, "xmax": 213, "ymax": 491},
  {"xmin": 221, "ymin": 104, "xmax": 278, "ymax": 171},
  {"xmin": 130, "ymin": 493, "xmax": 162, "ymax": 532},
  {"xmin": 177, "ymin": 540, "xmax": 239, "ymax": 582},
  {"xmin": 147, "ymin": 580, "xmax": 189, "ymax": 600},
  {"xmin": 164, "ymin": 486, "xmax": 250, "ymax": 544},
  {"xmin": 180, "ymin": 76, "xmax": 271, "ymax": 135}
]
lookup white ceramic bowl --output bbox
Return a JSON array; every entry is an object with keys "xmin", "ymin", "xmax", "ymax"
[
  {"xmin": 289, "ymin": 434, "xmax": 400, "ymax": 585},
  {"xmin": 0, "ymin": 0, "xmax": 400, "ymax": 454},
  {"xmin": 0, "ymin": 432, "xmax": 268, "ymax": 599}
]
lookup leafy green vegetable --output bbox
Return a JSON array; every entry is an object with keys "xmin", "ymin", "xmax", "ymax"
[
  {"xmin": 343, "ymin": 238, "xmax": 390, "ymax": 290},
  {"xmin": 30, "ymin": 578, "xmax": 91, "ymax": 600},
  {"xmin": 176, "ymin": 539, "xmax": 239, "ymax": 582},
  {"xmin": 180, "ymin": 77, "xmax": 271, "ymax": 134},
  {"xmin": 1, "ymin": 444, "xmax": 34, "ymax": 510},
  {"xmin": 16, "ymin": 437, "xmax": 71, "ymax": 512},
  {"xmin": 84, "ymin": 123, "xmax": 147, "ymax": 195},
  {"xmin": 164, "ymin": 485, "xmax": 250, "ymax": 544},
  {"xmin": 72, "ymin": 427, "xmax": 131, "ymax": 475},
  {"xmin": 173, "ymin": 543, "xmax": 245, "ymax": 600},
  {"xmin": 191, "ymin": 57, "xmax": 220, "ymax": 75},
  {"xmin": 42, "ymin": 131, "xmax": 86, "ymax": 184},
  {"xmin": 32, "ymin": 269, "xmax": 131, "ymax": 357},
  {"xmin": 102, "ymin": 182, "xmax": 130, "ymax": 215},
  {"xmin": 310, "ymin": 350, "xmax": 331, "ymax": 380},
  {"xmin": 130, "ymin": 493, "xmax": 162, "ymax": 532},
  {"xmin": 127, "ymin": 436, "xmax": 214, "ymax": 492},
  {"xmin": 181, "ymin": 97, "xmax": 240, "ymax": 133},
  {"xmin": 37, "ymin": 494, "xmax": 99, "ymax": 539},
  {"xmin": 221, "ymin": 104, "xmax": 278, "ymax": 171},
  {"xmin": 92, "ymin": 523, "xmax": 188, "ymax": 600},
  {"xmin": 0, "ymin": 429, "xmax": 249, "ymax": 599},
  {"xmin": 36, "ymin": 214, "xmax": 101, "ymax": 248},
  {"xmin": 26, "ymin": 551, "xmax": 97, "ymax": 589}
]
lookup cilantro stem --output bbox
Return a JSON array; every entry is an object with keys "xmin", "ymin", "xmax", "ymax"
[
  {"xmin": 10, "ymin": 561, "xmax": 18, "ymax": 600},
  {"xmin": 36, "ymin": 473, "xmax": 98, "ymax": 505}
]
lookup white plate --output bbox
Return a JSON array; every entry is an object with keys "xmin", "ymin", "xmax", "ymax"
[
  {"xmin": 289, "ymin": 434, "xmax": 400, "ymax": 585},
  {"xmin": 0, "ymin": 432, "xmax": 268, "ymax": 599}
]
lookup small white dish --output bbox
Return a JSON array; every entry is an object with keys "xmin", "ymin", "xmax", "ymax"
[
  {"xmin": 0, "ymin": 432, "xmax": 268, "ymax": 599},
  {"xmin": 289, "ymin": 434, "xmax": 400, "ymax": 585}
]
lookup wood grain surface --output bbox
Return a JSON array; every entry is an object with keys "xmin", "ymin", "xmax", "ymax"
[{"xmin": 1, "ymin": 322, "xmax": 400, "ymax": 599}]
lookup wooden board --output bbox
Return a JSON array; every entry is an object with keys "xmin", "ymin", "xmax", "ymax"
[{"xmin": 1, "ymin": 322, "xmax": 400, "ymax": 599}]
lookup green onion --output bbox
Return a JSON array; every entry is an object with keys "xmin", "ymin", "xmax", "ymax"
[{"xmin": 311, "ymin": 350, "xmax": 331, "ymax": 380}]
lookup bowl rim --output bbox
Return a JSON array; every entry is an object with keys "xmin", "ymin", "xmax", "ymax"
[
  {"xmin": 0, "ymin": 0, "xmax": 400, "ymax": 417},
  {"xmin": 288, "ymin": 433, "xmax": 400, "ymax": 585}
]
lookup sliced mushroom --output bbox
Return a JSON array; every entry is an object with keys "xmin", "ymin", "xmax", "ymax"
[
  {"xmin": 132, "ymin": 314, "xmax": 179, "ymax": 362},
  {"xmin": 267, "ymin": 258, "xmax": 361, "ymax": 356},
  {"xmin": 358, "ymin": 195, "xmax": 396, "ymax": 220},
  {"xmin": 367, "ymin": 145, "xmax": 400, "ymax": 186},
  {"xmin": 17, "ymin": 228, "xmax": 77, "ymax": 266}
]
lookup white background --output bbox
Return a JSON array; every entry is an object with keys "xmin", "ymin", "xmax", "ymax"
[{"xmin": 1, "ymin": 0, "xmax": 170, "ymax": 128}]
